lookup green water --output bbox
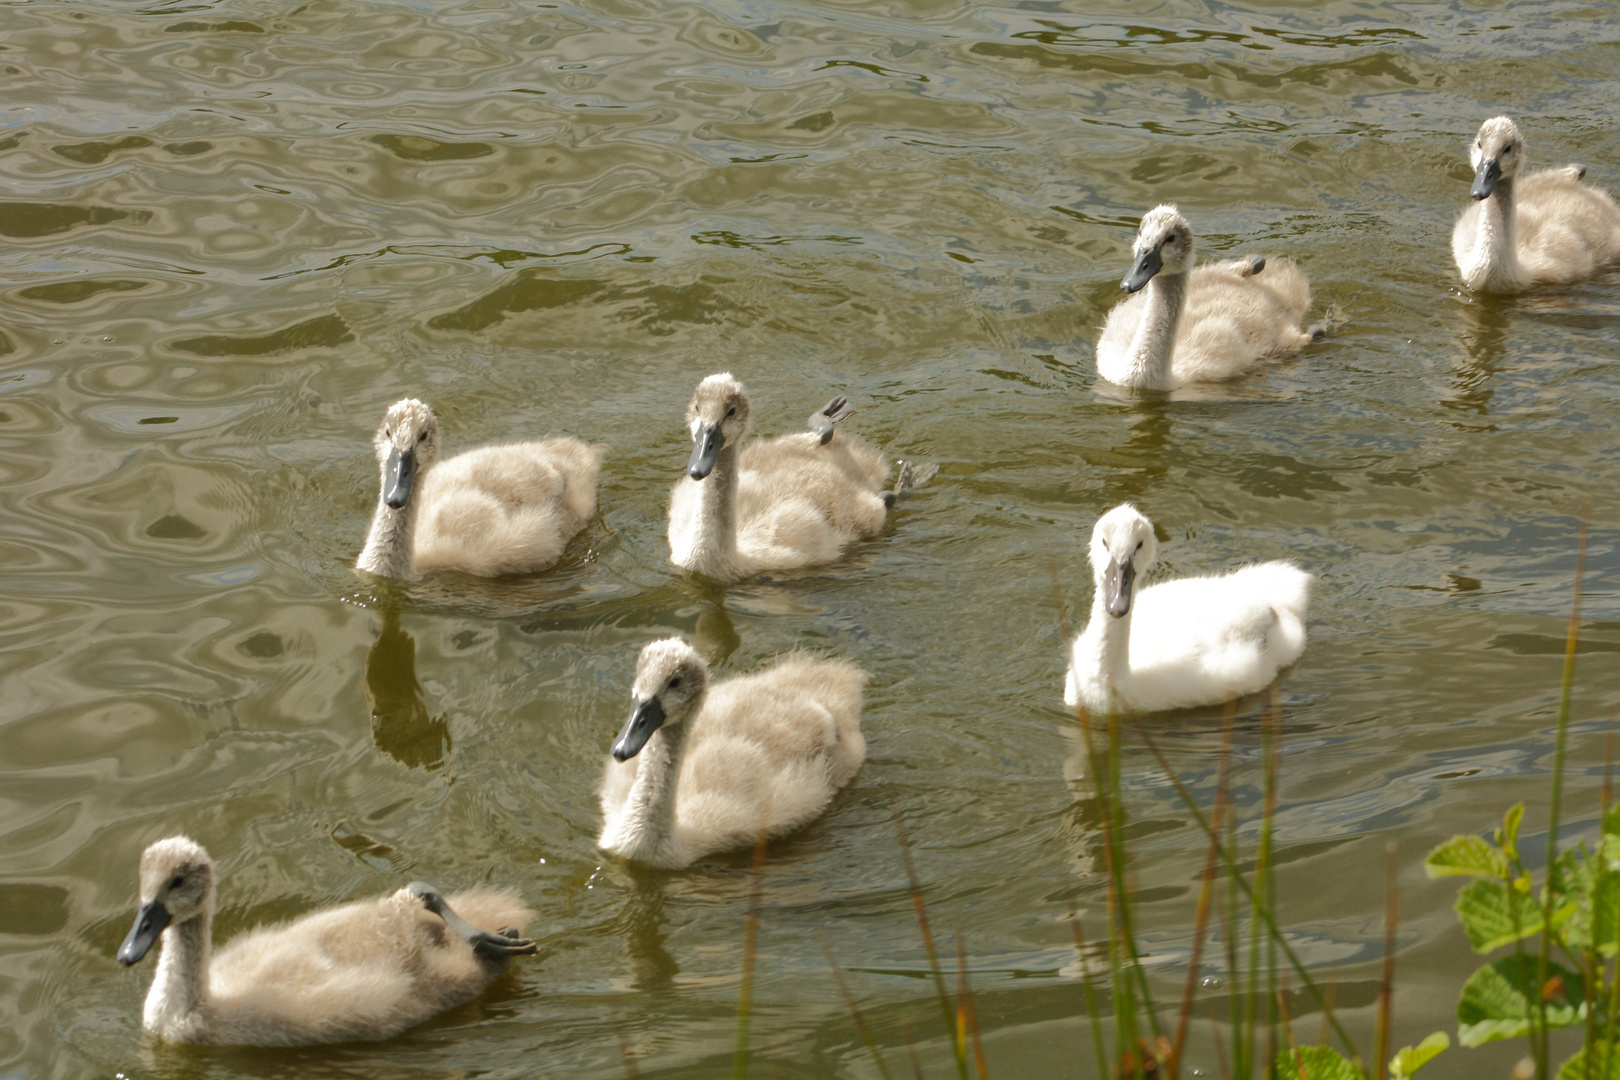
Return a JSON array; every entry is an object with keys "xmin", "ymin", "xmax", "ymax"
[{"xmin": 2, "ymin": 1, "xmax": 1619, "ymax": 1077}]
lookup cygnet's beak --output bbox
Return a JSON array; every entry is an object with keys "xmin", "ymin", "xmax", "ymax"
[
  {"xmin": 612, "ymin": 696, "xmax": 667, "ymax": 762},
  {"xmin": 687, "ymin": 423, "xmax": 724, "ymax": 481},
  {"xmin": 384, "ymin": 446, "xmax": 416, "ymax": 509},
  {"xmin": 1471, "ymin": 157, "xmax": 1502, "ymax": 200},
  {"xmin": 1121, "ymin": 244, "xmax": 1163, "ymax": 293},
  {"xmin": 1104, "ymin": 556, "xmax": 1136, "ymax": 618},
  {"xmin": 118, "ymin": 899, "xmax": 171, "ymax": 966}
]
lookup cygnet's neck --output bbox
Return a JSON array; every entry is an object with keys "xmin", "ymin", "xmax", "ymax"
[
  {"xmin": 1121, "ymin": 271, "xmax": 1189, "ymax": 391},
  {"xmin": 144, "ymin": 909, "xmax": 212, "ymax": 1035},
  {"xmin": 683, "ymin": 443, "xmax": 743, "ymax": 578},
  {"xmin": 615, "ymin": 717, "xmax": 693, "ymax": 865},
  {"xmin": 357, "ymin": 468, "xmax": 421, "ymax": 580},
  {"xmin": 1080, "ymin": 570, "xmax": 1133, "ymax": 711},
  {"xmin": 1466, "ymin": 177, "xmax": 1523, "ymax": 291}
]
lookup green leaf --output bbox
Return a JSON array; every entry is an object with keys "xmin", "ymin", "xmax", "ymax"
[
  {"xmin": 1389, "ymin": 1032, "xmax": 1449, "ymax": 1080},
  {"xmin": 1455, "ymin": 878, "xmax": 1546, "ymax": 952},
  {"xmin": 1502, "ymin": 803, "xmax": 1525, "ymax": 861},
  {"xmin": 1597, "ymin": 867, "xmax": 1620, "ymax": 957},
  {"xmin": 1557, "ymin": 1041, "xmax": 1620, "ymax": 1080},
  {"xmin": 1604, "ymin": 803, "xmax": 1620, "ymax": 839},
  {"xmin": 1425, "ymin": 835, "xmax": 1509, "ymax": 879},
  {"xmin": 1456, "ymin": 954, "xmax": 1585, "ymax": 1047},
  {"xmin": 1275, "ymin": 1045, "xmax": 1366, "ymax": 1080}
]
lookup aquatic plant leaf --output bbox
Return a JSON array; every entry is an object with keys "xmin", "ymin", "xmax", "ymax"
[
  {"xmin": 1498, "ymin": 803, "xmax": 1525, "ymax": 862},
  {"xmin": 1274, "ymin": 1045, "xmax": 1365, "ymax": 1080},
  {"xmin": 1605, "ymin": 804, "xmax": 1620, "ymax": 839},
  {"xmin": 1454, "ymin": 879, "xmax": 1545, "ymax": 952},
  {"xmin": 1456, "ymin": 955, "xmax": 1584, "ymax": 1047},
  {"xmin": 1425, "ymin": 835, "xmax": 1508, "ymax": 879},
  {"xmin": 1595, "ymin": 871, "xmax": 1620, "ymax": 957},
  {"xmin": 1389, "ymin": 1032, "xmax": 1449, "ymax": 1079},
  {"xmin": 1556, "ymin": 1040, "xmax": 1620, "ymax": 1080}
]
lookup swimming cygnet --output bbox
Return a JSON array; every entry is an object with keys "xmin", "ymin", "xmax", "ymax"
[
  {"xmin": 356, "ymin": 397, "xmax": 602, "ymax": 580},
  {"xmin": 1095, "ymin": 204, "xmax": 1322, "ymax": 391},
  {"xmin": 598, "ymin": 638, "xmax": 867, "ymax": 869},
  {"xmin": 667, "ymin": 374, "xmax": 936, "ymax": 581},
  {"xmin": 1064, "ymin": 504, "xmax": 1312, "ymax": 714},
  {"xmin": 1452, "ymin": 116, "xmax": 1620, "ymax": 293},
  {"xmin": 116, "ymin": 835, "xmax": 536, "ymax": 1045}
]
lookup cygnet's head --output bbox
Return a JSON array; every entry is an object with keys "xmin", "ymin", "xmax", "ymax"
[
  {"xmin": 612, "ymin": 638, "xmax": 710, "ymax": 761},
  {"xmin": 684, "ymin": 373, "xmax": 751, "ymax": 481},
  {"xmin": 1088, "ymin": 503, "xmax": 1158, "ymax": 619},
  {"xmin": 1469, "ymin": 116, "xmax": 1524, "ymax": 200},
  {"xmin": 118, "ymin": 836, "xmax": 214, "ymax": 967},
  {"xmin": 1122, "ymin": 204, "xmax": 1196, "ymax": 293},
  {"xmin": 373, "ymin": 398, "xmax": 441, "ymax": 510}
]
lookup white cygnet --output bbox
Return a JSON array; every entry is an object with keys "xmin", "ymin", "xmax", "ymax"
[
  {"xmin": 356, "ymin": 397, "xmax": 602, "ymax": 580},
  {"xmin": 598, "ymin": 638, "xmax": 867, "ymax": 869},
  {"xmin": 1452, "ymin": 116, "xmax": 1620, "ymax": 293},
  {"xmin": 116, "ymin": 836, "xmax": 535, "ymax": 1046},
  {"xmin": 1064, "ymin": 504, "xmax": 1312, "ymax": 714},
  {"xmin": 1095, "ymin": 204, "xmax": 1321, "ymax": 391},
  {"xmin": 667, "ymin": 374, "xmax": 935, "ymax": 581}
]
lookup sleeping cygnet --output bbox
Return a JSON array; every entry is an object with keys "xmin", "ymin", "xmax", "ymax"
[{"xmin": 117, "ymin": 836, "xmax": 536, "ymax": 1045}]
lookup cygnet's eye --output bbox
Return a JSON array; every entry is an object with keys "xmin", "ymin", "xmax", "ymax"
[
  {"xmin": 170, "ymin": 875, "xmax": 184, "ymax": 891},
  {"xmin": 1135, "ymin": 540, "xmax": 1143, "ymax": 552},
  {"xmin": 725, "ymin": 407, "xmax": 736, "ymax": 417},
  {"xmin": 668, "ymin": 676, "xmax": 682, "ymax": 689},
  {"xmin": 384, "ymin": 428, "xmax": 392, "ymax": 438},
  {"xmin": 417, "ymin": 431, "xmax": 427, "ymax": 442}
]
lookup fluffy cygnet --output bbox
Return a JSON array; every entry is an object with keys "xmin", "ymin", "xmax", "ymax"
[
  {"xmin": 1452, "ymin": 116, "xmax": 1620, "ymax": 293},
  {"xmin": 356, "ymin": 398, "xmax": 602, "ymax": 580},
  {"xmin": 1064, "ymin": 504, "xmax": 1312, "ymax": 714},
  {"xmin": 116, "ymin": 836, "xmax": 536, "ymax": 1045},
  {"xmin": 1095, "ymin": 204, "xmax": 1322, "ymax": 391},
  {"xmin": 598, "ymin": 638, "xmax": 867, "ymax": 869},
  {"xmin": 667, "ymin": 374, "xmax": 935, "ymax": 581}
]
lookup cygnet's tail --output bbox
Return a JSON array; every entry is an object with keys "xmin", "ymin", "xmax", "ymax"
[
  {"xmin": 809, "ymin": 396, "xmax": 856, "ymax": 445},
  {"xmin": 883, "ymin": 459, "xmax": 939, "ymax": 508}
]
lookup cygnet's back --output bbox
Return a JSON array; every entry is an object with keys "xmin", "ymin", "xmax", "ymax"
[
  {"xmin": 207, "ymin": 887, "xmax": 533, "ymax": 1045},
  {"xmin": 416, "ymin": 435, "xmax": 602, "ymax": 575},
  {"xmin": 735, "ymin": 431, "xmax": 892, "ymax": 566}
]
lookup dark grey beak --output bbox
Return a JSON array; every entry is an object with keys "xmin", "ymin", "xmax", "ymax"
[
  {"xmin": 1122, "ymin": 244, "xmax": 1163, "ymax": 293},
  {"xmin": 118, "ymin": 900, "xmax": 171, "ymax": 966},
  {"xmin": 1104, "ymin": 557, "xmax": 1136, "ymax": 618},
  {"xmin": 1471, "ymin": 158, "xmax": 1501, "ymax": 200},
  {"xmin": 612, "ymin": 696, "xmax": 667, "ymax": 762},
  {"xmin": 687, "ymin": 424, "xmax": 724, "ymax": 481},
  {"xmin": 384, "ymin": 447, "xmax": 416, "ymax": 509}
]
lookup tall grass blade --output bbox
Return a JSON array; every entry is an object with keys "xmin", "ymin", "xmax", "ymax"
[
  {"xmin": 1376, "ymin": 840, "xmax": 1398, "ymax": 1079},
  {"xmin": 1169, "ymin": 706, "xmax": 1233, "ymax": 1079},
  {"xmin": 1137, "ymin": 727, "xmax": 1358, "ymax": 1058},
  {"xmin": 733, "ymin": 831, "xmax": 768, "ymax": 1080},
  {"xmin": 1537, "ymin": 509, "xmax": 1589, "ymax": 1080},
  {"xmin": 895, "ymin": 812, "xmax": 970, "ymax": 1080},
  {"xmin": 1068, "ymin": 896, "xmax": 1113, "ymax": 1080},
  {"xmin": 955, "ymin": 931, "xmax": 989, "ymax": 1079},
  {"xmin": 620, "ymin": 1033, "xmax": 643, "ymax": 1080},
  {"xmin": 822, "ymin": 935, "xmax": 897, "ymax": 1080}
]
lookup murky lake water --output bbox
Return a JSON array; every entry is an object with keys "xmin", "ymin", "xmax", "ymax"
[{"xmin": 3, "ymin": 0, "xmax": 1619, "ymax": 1076}]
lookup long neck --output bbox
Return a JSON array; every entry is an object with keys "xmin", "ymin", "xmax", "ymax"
[
  {"xmin": 685, "ymin": 444, "xmax": 741, "ymax": 576},
  {"xmin": 616, "ymin": 720, "xmax": 691, "ymax": 865},
  {"xmin": 1080, "ymin": 577, "xmax": 1133, "ymax": 709},
  {"xmin": 1476, "ymin": 177, "xmax": 1521, "ymax": 288},
  {"xmin": 144, "ymin": 908, "xmax": 212, "ymax": 1033},
  {"xmin": 357, "ymin": 468, "xmax": 420, "ymax": 580},
  {"xmin": 1122, "ymin": 271, "xmax": 1188, "ymax": 390}
]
